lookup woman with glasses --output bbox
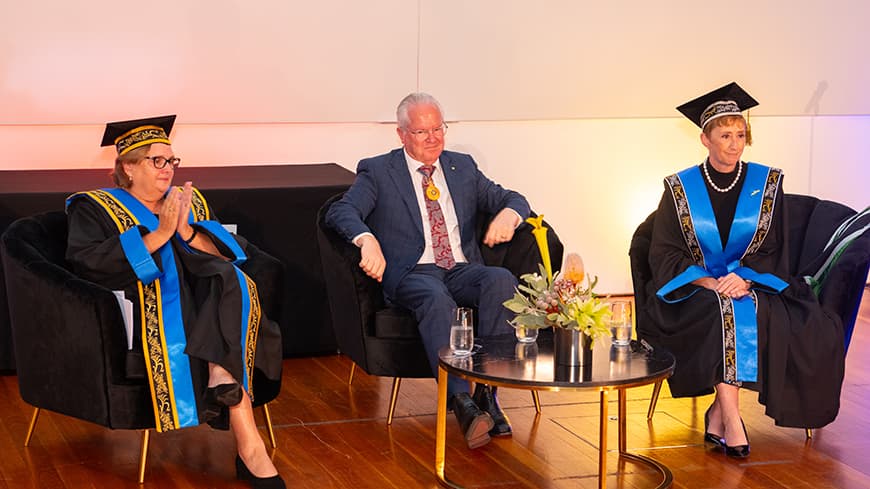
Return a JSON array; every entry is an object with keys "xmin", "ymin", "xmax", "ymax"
[{"xmin": 65, "ymin": 115, "xmax": 285, "ymax": 488}]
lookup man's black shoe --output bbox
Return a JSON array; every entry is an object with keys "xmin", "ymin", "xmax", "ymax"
[
  {"xmin": 451, "ymin": 392, "xmax": 494, "ymax": 449},
  {"xmin": 472, "ymin": 384, "xmax": 512, "ymax": 437}
]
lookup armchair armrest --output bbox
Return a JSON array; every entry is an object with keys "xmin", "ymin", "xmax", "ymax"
[
  {"xmin": 2, "ymin": 234, "xmax": 129, "ymax": 426},
  {"xmin": 240, "ymin": 242, "xmax": 285, "ymax": 326},
  {"xmin": 480, "ymin": 213, "xmax": 565, "ymax": 278}
]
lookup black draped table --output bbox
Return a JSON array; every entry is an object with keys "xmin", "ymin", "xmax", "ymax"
[
  {"xmin": 0, "ymin": 163, "xmax": 356, "ymax": 370},
  {"xmin": 436, "ymin": 332, "xmax": 675, "ymax": 489}
]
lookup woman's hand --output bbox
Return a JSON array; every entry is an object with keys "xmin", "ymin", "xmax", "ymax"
[
  {"xmin": 716, "ymin": 273, "xmax": 751, "ymax": 298},
  {"xmin": 143, "ymin": 187, "xmax": 181, "ymax": 252},
  {"xmin": 176, "ymin": 181, "xmax": 194, "ymax": 240},
  {"xmin": 692, "ymin": 277, "xmax": 720, "ymax": 291},
  {"xmin": 157, "ymin": 187, "xmax": 182, "ymax": 241},
  {"xmin": 692, "ymin": 274, "xmax": 751, "ymax": 298}
]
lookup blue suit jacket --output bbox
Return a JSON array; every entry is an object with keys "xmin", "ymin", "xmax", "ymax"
[{"xmin": 325, "ymin": 148, "xmax": 531, "ymax": 298}]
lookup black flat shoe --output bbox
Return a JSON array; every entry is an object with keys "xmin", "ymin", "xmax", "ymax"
[
  {"xmin": 236, "ymin": 455, "xmax": 286, "ymax": 489},
  {"xmin": 472, "ymin": 384, "xmax": 512, "ymax": 437},
  {"xmin": 725, "ymin": 418, "xmax": 750, "ymax": 458},
  {"xmin": 451, "ymin": 392, "xmax": 494, "ymax": 449},
  {"xmin": 703, "ymin": 405, "xmax": 725, "ymax": 448}
]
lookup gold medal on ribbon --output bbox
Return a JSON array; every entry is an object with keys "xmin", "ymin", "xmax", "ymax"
[{"xmin": 425, "ymin": 182, "xmax": 440, "ymax": 201}]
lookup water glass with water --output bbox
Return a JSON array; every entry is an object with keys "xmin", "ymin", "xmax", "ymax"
[
  {"xmin": 514, "ymin": 325, "xmax": 539, "ymax": 343},
  {"xmin": 449, "ymin": 307, "xmax": 474, "ymax": 356},
  {"xmin": 609, "ymin": 299, "xmax": 632, "ymax": 347}
]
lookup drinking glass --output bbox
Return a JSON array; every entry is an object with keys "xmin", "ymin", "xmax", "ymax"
[
  {"xmin": 514, "ymin": 325, "xmax": 539, "ymax": 343},
  {"xmin": 449, "ymin": 307, "xmax": 474, "ymax": 356},
  {"xmin": 608, "ymin": 299, "xmax": 633, "ymax": 347}
]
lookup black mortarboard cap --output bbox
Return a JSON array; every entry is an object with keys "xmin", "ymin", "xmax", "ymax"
[
  {"xmin": 676, "ymin": 83, "xmax": 758, "ymax": 129},
  {"xmin": 101, "ymin": 115, "xmax": 176, "ymax": 156}
]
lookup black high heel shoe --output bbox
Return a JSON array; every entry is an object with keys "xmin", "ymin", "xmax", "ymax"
[
  {"xmin": 703, "ymin": 405, "xmax": 725, "ymax": 448},
  {"xmin": 725, "ymin": 418, "xmax": 750, "ymax": 458},
  {"xmin": 236, "ymin": 455, "xmax": 286, "ymax": 489}
]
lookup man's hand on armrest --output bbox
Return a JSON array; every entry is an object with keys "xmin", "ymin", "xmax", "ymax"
[
  {"xmin": 355, "ymin": 234, "xmax": 386, "ymax": 282},
  {"xmin": 483, "ymin": 208, "xmax": 522, "ymax": 248}
]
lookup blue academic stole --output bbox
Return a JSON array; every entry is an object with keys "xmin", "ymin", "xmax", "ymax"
[
  {"xmin": 656, "ymin": 162, "xmax": 788, "ymax": 383},
  {"xmin": 66, "ymin": 187, "xmax": 261, "ymax": 431}
]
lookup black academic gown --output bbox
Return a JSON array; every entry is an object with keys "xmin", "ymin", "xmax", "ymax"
[
  {"xmin": 65, "ymin": 193, "xmax": 282, "ymax": 428},
  {"xmin": 643, "ymin": 162, "xmax": 845, "ymax": 428}
]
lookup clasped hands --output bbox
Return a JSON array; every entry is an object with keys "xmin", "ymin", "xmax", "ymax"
[
  {"xmin": 156, "ymin": 181, "xmax": 195, "ymax": 244},
  {"xmin": 694, "ymin": 273, "xmax": 752, "ymax": 298}
]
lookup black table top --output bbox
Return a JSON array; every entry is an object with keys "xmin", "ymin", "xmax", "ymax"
[{"xmin": 438, "ymin": 330, "xmax": 674, "ymax": 390}]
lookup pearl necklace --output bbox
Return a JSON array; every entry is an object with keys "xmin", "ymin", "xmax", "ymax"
[{"xmin": 703, "ymin": 160, "xmax": 743, "ymax": 193}]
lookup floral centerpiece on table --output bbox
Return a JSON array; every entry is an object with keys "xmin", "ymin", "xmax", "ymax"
[{"xmin": 502, "ymin": 216, "xmax": 611, "ymax": 344}]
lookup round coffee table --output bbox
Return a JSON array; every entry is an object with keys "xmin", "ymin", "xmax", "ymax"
[{"xmin": 435, "ymin": 331, "xmax": 675, "ymax": 489}]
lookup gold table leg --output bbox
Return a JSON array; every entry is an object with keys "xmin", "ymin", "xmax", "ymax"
[
  {"xmin": 617, "ymin": 388, "xmax": 673, "ymax": 489},
  {"xmin": 435, "ymin": 366, "xmax": 463, "ymax": 488},
  {"xmin": 619, "ymin": 389, "xmax": 627, "ymax": 453},
  {"xmin": 599, "ymin": 389, "xmax": 608, "ymax": 489},
  {"xmin": 647, "ymin": 380, "xmax": 663, "ymax": 421}
]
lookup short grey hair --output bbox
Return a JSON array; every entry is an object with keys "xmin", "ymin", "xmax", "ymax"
[{"xmin": 396, "ymin": 92, "xmax": 444, "ymax": 129}]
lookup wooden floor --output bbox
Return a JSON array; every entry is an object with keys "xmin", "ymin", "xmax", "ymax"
[{"xmin": 1, "ymin": 293, "xmax": 868, "ymax": 489}]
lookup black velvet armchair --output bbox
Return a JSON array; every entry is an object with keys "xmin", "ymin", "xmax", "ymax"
[
  {"xmin": 316, "ymin": 193, "xmax": 565, "ymax": 423},
  {"xmin": 630, "ymin": 194, "xmax": 870, "ymax": 436},
  {"xmin": 0, "ymin": 211, "xmax": 284, "ymax": 482}
]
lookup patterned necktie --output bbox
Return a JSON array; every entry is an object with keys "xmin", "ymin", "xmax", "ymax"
[{"xmin": 417, "ymin": 165, "xmax": 456, "ymax": 269}]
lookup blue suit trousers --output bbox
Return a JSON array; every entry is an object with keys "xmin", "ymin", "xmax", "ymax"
[{"xmin": 389, "ymin": 263, "xmax": 517, "ymax": 398}]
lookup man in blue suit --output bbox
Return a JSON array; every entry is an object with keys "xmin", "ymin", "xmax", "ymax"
[{"xmin": 325, "ymin": 93, "xmax": 530, "ymax": 449}]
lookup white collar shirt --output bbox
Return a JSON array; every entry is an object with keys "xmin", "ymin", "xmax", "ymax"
[{"xmin": 404, "ymin": 150, "xmax": 468, "ymax": 265}]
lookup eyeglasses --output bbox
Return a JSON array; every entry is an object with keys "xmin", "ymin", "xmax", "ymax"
[
  {"xmin": 143, "ymin": 156, "xmax": 182, "ymax": 169},
  {"xmin": 405, "ymin": 123, "xmax": 447, "ymax": 140}
]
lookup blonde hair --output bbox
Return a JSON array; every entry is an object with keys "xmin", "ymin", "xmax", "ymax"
[
  {"xmin": 703, "ymin": 114, "xmax": 752, "ymax": 146},
  {"xmin": 110, "ymin": 145, "xmax": 150, "ymax": 188}
]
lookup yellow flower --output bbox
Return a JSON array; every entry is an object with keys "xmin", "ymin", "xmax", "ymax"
[
  {"xmin": 525, "ymin": 215, "xmax": 552, "ymax": 280},
  {"xmin": 562, "ymin": 252, "xmax": 585, "ymax": 283}
]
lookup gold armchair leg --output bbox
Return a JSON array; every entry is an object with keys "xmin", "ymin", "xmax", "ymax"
[
  {"xmin": 24, "ymin": 407, "xmax": 40, "ymax": 446},
  {"xmin": 387, "ymin": 377, "xmax": 402, "ymax": 425},
  {"xmin": 806, "ymin": 428, "xmax": 813, "ymax": 439},
  {"xmin": 531, "ymin": 391, "xmax": 542, "ymax": 413},
  {"xmin": 137, "ymin": 429, "xmax": 150, "ymax": 484},
  {"xmin": 262, "ymin": 403, "xmax": 277, "ymax": 449},
  {"xmin": 647, "ymin": 380, "xmax": 663, "ymax": 421},
  {"xmin": 348, "ymin": 362, "xmax": 356, "ymax": 385}
]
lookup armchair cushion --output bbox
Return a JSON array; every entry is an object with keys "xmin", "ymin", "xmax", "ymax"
[{"xmin": 373, "ymin": 307, "xmax": 420, "ymax": 339}]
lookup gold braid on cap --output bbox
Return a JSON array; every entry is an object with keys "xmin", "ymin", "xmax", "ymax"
[
  {"xmin": 700, "ymin": 100, "xmax": 742, "ymax": 129},
  {"xmin": 115, "ymin": 125, "xmax": 171, "ymax": 156}
]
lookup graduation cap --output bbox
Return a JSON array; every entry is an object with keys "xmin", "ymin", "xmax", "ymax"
[
  {"xmin": 676, "ymin": 83, "xmax": 758, "ymax": 129},
  {"xmin": 101, "ymin": 115, "xmax": 176, "ymax": 156}
]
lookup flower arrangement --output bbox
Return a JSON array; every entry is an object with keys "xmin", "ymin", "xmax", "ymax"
[{"xmin": 503, "ymin": 217, "xmax": 611, "ymax": 344}]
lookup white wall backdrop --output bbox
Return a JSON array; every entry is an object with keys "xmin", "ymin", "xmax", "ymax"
[{"xmin": 1, "ymin": 0, "xmax": 868, "ymax": 292}]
